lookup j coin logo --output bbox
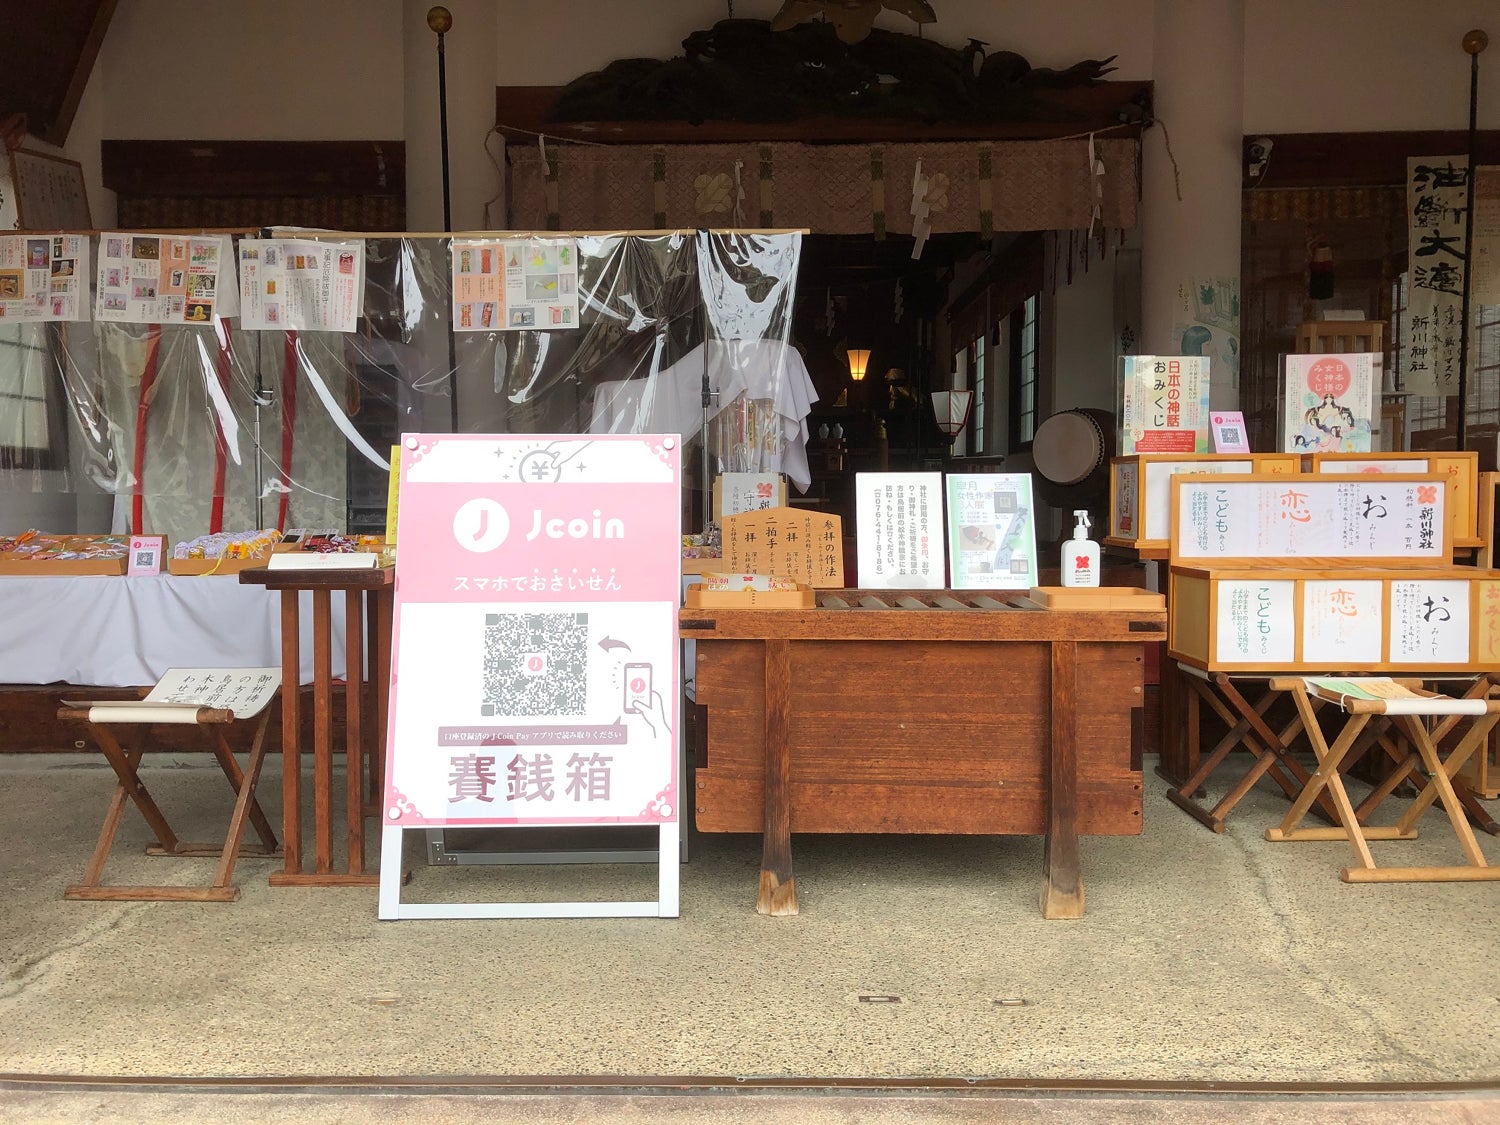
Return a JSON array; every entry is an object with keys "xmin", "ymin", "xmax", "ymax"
[{"xmin": 453, "ymin": 498, "xmax": 510, "ymax": 553}]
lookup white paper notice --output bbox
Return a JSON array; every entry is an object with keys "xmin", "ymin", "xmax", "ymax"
[
  {"xmin": 1214, "ymin": 580, "xmax": 1295, "ymax": 664},
  {"xmin": 718, "ymin": 472, "xmax": 782, "ymax": 517},
  {"xmin": 854, "ymin": 471, "xmax": 944, "ymax": 589},
  {"xmin": 1389, "ymin": 580, "xmax": 1471, "ymax": 665},
  {"xmin": 0, "ymin": 234, "xmax": 90, "ymax": 322},
  {"xmin": 95, "ymin": 233, "xmax": 235, "ymax": 325},
  {"xmin": 1174, "ymin": 478, "xmax": 1448, "ymax": 562},
  {"xmin": 238, "ymin": 238, "xmax": 363, "ymax": 332},
  {"xmin": 1143, "ymin": 459, "xmax": 1252, "ymax": 542},
  {"xmin": 1300, "ymin": 580, "xmax": 1383, "ymax": 666},
  {"xmin": 452, "ymin": 236, "xmax": 579, "ymax": 332}
]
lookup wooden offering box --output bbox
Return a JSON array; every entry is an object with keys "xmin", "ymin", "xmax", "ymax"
[
  {"xmin": 1310, "ymin": 451, "xmax": 1480, "ymax": 547},
  {"xmin": 1107, "ymin": 453, "xmax": 1299, "ymax": 553},
  {"xmin": 1169, "ymin": 566, "xmax": 1500, "ymax": 673},
  {"xmin": 681, "ymin": 588, "xmax": 1167, "ymax": 919}
]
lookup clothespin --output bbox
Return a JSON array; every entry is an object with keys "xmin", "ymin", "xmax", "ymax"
[{"xmin": 910, "ymin": 158, "xmax": 932, "ymax": 260}]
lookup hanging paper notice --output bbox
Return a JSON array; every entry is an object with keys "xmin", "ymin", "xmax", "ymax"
[
  {"xmin": 1173, "ymin": 476, "xmax": 1450, "ymax": 562},
  {"xmin": 1474, "ymin": 165, "xmax": 1500, "ymax": 306},
  {"xmin": 383, "ymin": 434, "xmax": 680, "ymax": 828},
  {"xmin": 1300, "ymin": 580, "xmax": 1383, "ymax": 666},
  {"xmin": 720, "ymin": 507, "xmax": 843, "ymax": 587},
  {"xmin": 855, "ymin": 472, "xmax": 944, "ymax": 589},
  {"xmin": 95, "ymin": 233, "xmax": 236, "ymax": 325},
  {"xmin": 238, "ymin": 237, "xmax": 363, "ymax": 332},
  {"xmin": 945, "ymin": 473, "xmax": 1038, "ymax": 589},
  {"xmin": 1405, "ymin": 156, "xmax": 1469, "ymax": 397},
  {"xmin": 1281, "ymin": 353, "xmax": 1377, "ymax": 453},
  {"xmin": 452, "ymin": 236, "xmax": 578, "ymax": 332},
  {"xmin": 1118, "ymin": 355, "xmax": 1210, "ymax": 453},
  {"xmin": 0, "ymin": 234, "xmax": 90, "ymax": 322}
]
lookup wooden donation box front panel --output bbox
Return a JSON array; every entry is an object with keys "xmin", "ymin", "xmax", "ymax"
[{"xmin": 686, "ymin": 591, "xmax": 1159, "ymax": 840}]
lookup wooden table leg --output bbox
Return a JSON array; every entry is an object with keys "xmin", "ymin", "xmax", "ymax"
[
  {"xmin": 277, "ymin": 588, "xmax": 302, "ymax": 878},
  {"xmin": 757, "ymin": 639, "xmax": 797, "ymax": 916},
  {"xmin": 344, "ymin": 588, "xmax": 365, "ymax": 876},
  {"xmin": 312, "ymin": 588, "xmax": 333, "ymax": 875},
  {"xmin": 372, "ymin": 587, "xmax": 392, "ymax": 808},
  {"xmin": 1043, "ymin": 640, "xmax": 1084, "ymax": 919}
]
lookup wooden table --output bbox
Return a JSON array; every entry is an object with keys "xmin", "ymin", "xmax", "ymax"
[
  {"xmin": 680, "ymin": 589, "xmax": 1167, "ymax": 919},
  {"xmin": 240, "ymin": 565, "xmax": 393, "ymax": 887}
]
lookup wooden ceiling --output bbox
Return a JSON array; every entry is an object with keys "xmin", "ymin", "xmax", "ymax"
[{"xmin": 0, "ymin": 0, "xmax": 115, "ymax": 146}]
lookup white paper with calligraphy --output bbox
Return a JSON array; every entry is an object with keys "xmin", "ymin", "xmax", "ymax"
[
  {"xmin": 1144, "ymin": 459, "xmax": 1253, "ymax": 542},
  {"xmin": 452, "ymin": 236, "xmax": 579, "ymax": 332},
  {"xmin": 715, "ymin": 472, "xmax": 783, "ymax": 519},
  {"xmin": 1389, "ymin": 579, "xmax": 1470, "ymax": 664},
  {"xmin": 95, "ymin": 234, "xmax": 237, "ymax": 325},
  {"xmin": 1173, "ymin": 476, "xmax": 1449, "ymax": 563},
  {"xmin": 1118, "ymin": 355, "xmax": 1210, "ymax": 453},
  {"xmin": 1111, "ymin": 460, "xmax": 1139, "ymax": 537},
  {"xmin": 1405, "ymin": 156, "xmax": 1469, "ymax": 397},
  {"xmin": 238, "ymin": 237, "xmax": 363, "ymax": 332},
  {"xmin": 720, "ymin": 506, "xmax": 843, "ymax": 587},
  {"xmin": 1281, "ymin": 353, "xmax": 1377, "ymax": 453},
  {"xmin": 1214, "ymin": 580, "xmax": 1295, "ymax": 665},
  {"xmin": 855, "ymin": 472, "xmax": 944, "ymax": 589},
  {"xmin": 383, "ymin": 434, "xmax": 679, "ymax": 828},
  {"xmin": 1301, "ymin": 580, "xmax": 1383, "ymax": 666},
  {"xmin": 945, "ymin": 473, "xmax": 1037, "ymax": 589},
  {"xmin": 1474, "ymin": 166, "xmax": 1500, "ymax": 305},
  {"xmin": 0, "ymin": 234, "xmax": 90, "ymax": 322},
  {"xmin": 72, "ymin": 667, "xmax": 280, "ymax": 724}
]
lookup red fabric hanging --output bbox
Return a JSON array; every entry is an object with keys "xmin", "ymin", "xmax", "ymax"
[{"xmin": 130, "ymin": 326, "xmax": 163, "ymax": 536}]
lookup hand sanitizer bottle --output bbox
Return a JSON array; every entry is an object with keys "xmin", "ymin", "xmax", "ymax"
[{"xmin": 1061, "ymin": 509, "xmax": 1100, "ymax": 588}]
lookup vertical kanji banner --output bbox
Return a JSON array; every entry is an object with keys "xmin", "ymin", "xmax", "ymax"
[
  {"xmin": 1404, "ymin": 156, "xmax": 1469, "ymax": 397},
  {"xmin": 383, "ymin": 434, "xmax": 681, "ymax": 829}
]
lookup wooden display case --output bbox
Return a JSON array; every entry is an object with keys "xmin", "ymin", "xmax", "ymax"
[
  {"xmin": 1105, "ymin": 453, "xmax": 1300, "ymax": 553},
  {"xmin": 1169, "ymin": 565, "xmax": 1500, "ymax": 673},
  {"xmin": 1310, "ymin": 451, "xmax": 1481, "ymax": 546},
  {"xmin": 0, "ymin": 535, "xmax": 129, "ymax": 576}
]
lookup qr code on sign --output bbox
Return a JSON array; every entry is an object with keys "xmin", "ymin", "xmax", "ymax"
[
  {"xmin": 481, "ymin": 612, "xmax": 589, "ymax": 717},
  {"xmin": 1220, "ymin": 426, "xmax": 1242, "ymax": 445}
]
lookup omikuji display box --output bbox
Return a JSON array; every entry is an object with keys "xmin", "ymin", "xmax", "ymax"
[
  {"xmin": 1168, "ymin": 473, "xmax": 1456, "ymax": 567},
  {"xmin": 1106, "ymin": 453, "xmax": 1300, "ymax": 551},
  {"xmin": 0, "ymin": 534, "xmax": 131, "ymax": 575},
  {"xmin": 1168, "ymin": 565, "xmax": 1500, "ymax": 673},
  {"xmin": 1309, "ymin": 451, "xmax": 1481, "ymax": 547}
]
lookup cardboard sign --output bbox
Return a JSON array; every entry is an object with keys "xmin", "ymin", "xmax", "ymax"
[
  {"xmin": 383, "ymin": 434, "xmax": 680, "ymax": 829},
  {"xmin": 1210, "ymin": 411, "xmax": 1251, "ymax": 454},
  {"xmin": 721, "ymin": 506, "xmax": 843, "ymax": 588},
  {"xmin": 127, "ymin": 535, "xmax": 165, "ymax": 576}
]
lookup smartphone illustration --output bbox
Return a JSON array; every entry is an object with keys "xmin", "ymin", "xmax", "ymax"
[{"xmin": 623, "ymin": 663, "xmax": 652, "ymax": 714}]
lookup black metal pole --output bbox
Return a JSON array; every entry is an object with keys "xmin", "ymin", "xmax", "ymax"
[
  {"xmin": 1457, "ymin": 29, "xmax": 1487, "ymax": 451},
  {"xmin": 428, "ymin": 6, "xmax": 459, "ymax": 432}
]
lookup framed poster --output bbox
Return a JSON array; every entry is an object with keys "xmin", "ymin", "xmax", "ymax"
[
  {"xmin": 944, "ymin": 473, "xmax": 1037, "ymax": 589},
  {"xmin": 380, "ymin": 433, "xmax": 681, "ymax": 919},
  {"xmin": 6, "ymin": 148, "xmax": 91, "ymax": 231}
]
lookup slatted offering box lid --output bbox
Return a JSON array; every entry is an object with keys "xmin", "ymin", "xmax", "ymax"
[{"xmin": 1168, "ymin": 565, "xmax": 1500, "ymax": 673}]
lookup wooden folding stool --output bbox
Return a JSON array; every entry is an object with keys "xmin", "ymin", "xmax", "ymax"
[
  {"xmin": 59, "ymin": 671, "xmax": 282, "ymax": 902},
  {"xmin": 1264, "ymin": 677, "xmax": 1500, "ymax": 883},
  {"xmin": 1165, "ymin": 664, "xmax": 1337, "ymax": 832}
]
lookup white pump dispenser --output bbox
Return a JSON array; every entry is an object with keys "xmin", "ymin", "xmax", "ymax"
[{"xmin": 1060, "ymin": 509, "xmax": 1100, "ymax": 588}]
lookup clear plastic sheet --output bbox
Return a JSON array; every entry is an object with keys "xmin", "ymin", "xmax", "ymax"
[{"xmin": 0, "ymin": 230, "xmax": 809, "ymax": 544}]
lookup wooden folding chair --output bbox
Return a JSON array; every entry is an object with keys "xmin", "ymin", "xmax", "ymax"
[
  {"xmin": 59, "ymin": 674, "xmax": 281, "ymax": 902},
  {"xmin": 1264, "ymin": 676, "xmax": 1500, "ymax": 883}
]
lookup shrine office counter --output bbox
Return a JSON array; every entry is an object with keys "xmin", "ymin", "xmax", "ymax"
[{"xmin": 0, "ymin": 574, "xmax": 352, "ymax": 686}]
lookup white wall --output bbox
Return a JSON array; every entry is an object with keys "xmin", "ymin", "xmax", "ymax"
[
  {"xmin": 100, "ymin": 0, "xmax": 405, "ymax": 140},
  {"xmin": 1245, "ymin": 0, "xmax": 1500, "ymax": 132}
]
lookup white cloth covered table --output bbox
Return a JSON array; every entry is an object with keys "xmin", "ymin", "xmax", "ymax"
[{"xmin": 0, "ymin": 575, "xmax": 347, "ymax": 687}]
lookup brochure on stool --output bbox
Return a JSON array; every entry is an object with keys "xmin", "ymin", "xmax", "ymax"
[{"xmin": 68, "ymin": 667, "xmax": 280, "ymax": 724}]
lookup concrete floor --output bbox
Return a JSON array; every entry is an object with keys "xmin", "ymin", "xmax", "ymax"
[{"xmin": 0, "ymin": 752, "xmax": 1497, "ymax": 1093}]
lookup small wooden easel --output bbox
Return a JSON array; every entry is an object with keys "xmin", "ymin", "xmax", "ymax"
[{"xmin": 59, "ymin": 668, "xmax": 282, "ymax": 902}]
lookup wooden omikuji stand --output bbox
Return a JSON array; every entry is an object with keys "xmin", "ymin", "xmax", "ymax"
[{"xmin": 681, "ymin": 588, "xmax": 1167, "ymax": 919}]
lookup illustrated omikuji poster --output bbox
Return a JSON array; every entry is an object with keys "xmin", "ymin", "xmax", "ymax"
[
  {"xmin": 854, "ymin": 471, "xmax": 943, "ymax": 589},
  {"xmin": 0, "ymin": 234, "xmax": 89, "ymax": 321},
  {"xmin": 1405, "ymin": 156, "xmax": 1469, "ymax": 397},
  {"xmin": 1213, "ymin": 579, "xmax": 1295, "ymax": 665},
  {"xmin": 237, "ymin": 237, "xmax": 363, "ymax": 332},
  {"xmin": 1281, "ymin": 353, "xmax": 1378, "ymax": 453},
  {"xmin": 945, "ymin": 473, "xmax": 1037, "ymax": 589},
  {"xmin": 95, "ymin": 233, "xmax": 236, "ymax": 324},
  {"xmin": 452, "ymin": 236, "xmax": 578, "ymax": 332},
  {"xmin": 1118, "ymin": 355, "xmax": 1210, "ymax": 453},
  {"xmin": 383, "ymin": 434, "xmax": 680, "ymax": 829},
  {"xmin": 1174, "ymin": 477, "xmax": 1448, "ymax": 562}
]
